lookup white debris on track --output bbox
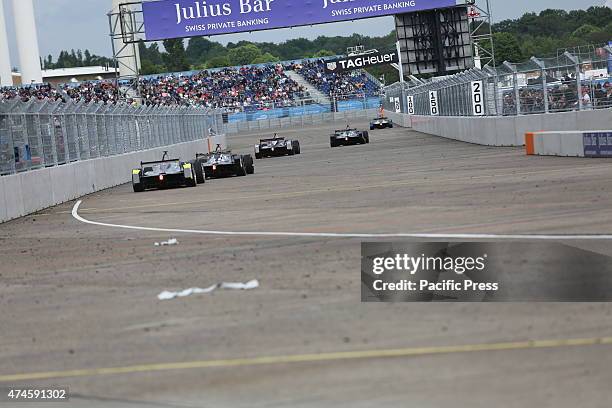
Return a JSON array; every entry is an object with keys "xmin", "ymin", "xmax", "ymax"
[
  {"xmin": 154, "ymin": 238, "xmax": 179, "ymax": 247},
  {"xmin": 158, "ymin": 280, "xmax": 260, "ymax": 300}
]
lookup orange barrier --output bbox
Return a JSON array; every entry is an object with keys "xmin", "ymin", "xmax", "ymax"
[{"xmin": 525, "ymin": 132, "xmax": 535, "ymax": 155}]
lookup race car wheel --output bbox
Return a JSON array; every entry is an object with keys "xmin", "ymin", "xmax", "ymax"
[
  {"xmin": 194, "ymin": 162, "xmax": 206, "ymax": 184},
  {"xmin": 330, "ymin": 138, "xmax": 337, "ymax": 148},
  {"xmin": 294, "ymin": 141, "xmax": 301, "ymax": 155},
  {"xmin": 235, "ymin": 159, "xmax": 247, "ymax": 177},
  {"xmin": 255, "ymin": 152, "xmax": 262, "ymax": 160},
  {"xmin": 364, "ymin": 131, "xmax": 370, "ymax": 144},
  {"xmin": 186, "ymin": 176, "xmax": 197, "ymax": 188},
  {"xmin": 242, "ymin": 155, "xmax": 255, "ymax": 174},
  {"xmin": 133, "ymin": 183, "xmax": 144, "ymax": 193}
]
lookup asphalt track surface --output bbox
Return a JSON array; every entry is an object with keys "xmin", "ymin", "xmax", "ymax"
[{"xmin": 1, "ymin": 120, "xmax": 612, "ymax": 407}]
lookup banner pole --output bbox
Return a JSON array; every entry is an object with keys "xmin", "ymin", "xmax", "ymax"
[
  {"xmin": 396, "ymin": 41, "xmax": 404, "ymax": 84},
  {"xmin": 396, "ymin": 40, "xmax": 406, "ymax": 114}
]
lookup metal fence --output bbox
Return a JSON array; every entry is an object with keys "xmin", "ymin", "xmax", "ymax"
[
  {"xmin": 0, "ymin": 99, "xmax": 219, "ymax": 176},
  {"xmin": 384, "ymin": 46, "xmax": 612, "ymax": 117}
]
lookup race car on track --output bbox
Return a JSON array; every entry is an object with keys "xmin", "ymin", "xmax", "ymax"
[
  {"xmin": 370, "ymin": 116, "xmax": 394, "ymax": 130},
  {"xmin": 254, "ymin": 134, "xmax": 301, "ymax": 159},
  {"xmin": 193, "ymin": 144, "xmax": 254, "ymax": 182},
  {"xmin": 132, "ymin": 152, "xmax": 197, "ymax": 192},
  {"xmin": 330, "ymin": 127, "xmax": 370, "ymax": 147}
]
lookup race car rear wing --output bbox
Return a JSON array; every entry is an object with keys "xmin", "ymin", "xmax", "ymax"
[
  {"xmin": 140, "ymin": 159, "xmax": 181, "ymax": 166},
  {"xmin": 259, "ymin": 138, "xmax": 286, "ymax": 143},
  {"xmin": 196, "ymin": 151, "xmax": 231, "ymax": 158}
]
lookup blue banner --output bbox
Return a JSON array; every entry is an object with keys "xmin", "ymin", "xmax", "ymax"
[
  {"xmin": 143, "ymin": 0, "xmax": 459, "ymax": 41},
  {"xmin": 608, "ymin": 41, "xmax": 612, "ymax": 75},
  {"xmin": 584, "ymin": 132, "xmax": 612, "ymax": 158}
]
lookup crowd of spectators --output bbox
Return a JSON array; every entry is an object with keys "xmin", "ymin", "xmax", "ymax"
[
  {"xmin": 61, "ymin": 81, "xmax": 119, "ymax": 104},
  {"xmin": 0, "ymin": 84, "xmax": 65, "ymax": 103},
  {"xmin": 139, "ymin": 65, "xmax": 307, "ymax": 111},
  {"xmin": 291, "ymin": 61, "xmax": 381, "ymax": 100},
  {"xmin": 501, "ymin": 77, "xmax": 612, "ymax": 115},
  {"xmin": 0, "ymin": 81, "xmax": 119, "ymax": 104},
  {"xmin": 0, "ymin": 64, "xmax": 309, "ymax": 111}
]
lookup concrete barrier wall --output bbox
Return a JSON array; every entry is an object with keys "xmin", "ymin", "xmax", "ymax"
[
  {"xmin": 526, "ymin": 130, "xmax": 612, "ymax": 158},
  {"xmin": 0, "ymin": 139, "xmax": 208, "ymax": 223},
  {"xmin": 385, "ymin": 111, "xmax": 411, "ymax": 128},
  {"xmin": 393, "ymin": 108, "xmax": 612, "ymax": 147}
]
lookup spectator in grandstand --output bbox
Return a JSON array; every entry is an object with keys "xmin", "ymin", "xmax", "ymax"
[
  {"xmin": 139, "ymin": 64, "xmax": 306, "ymax": 110},
  {"xmin": 581, "ymin": 89, "xmax": 592, "ymax": 109},
  {"xmin": 598, "ymin": 82, "xmax": 612, "ymax": 108}
]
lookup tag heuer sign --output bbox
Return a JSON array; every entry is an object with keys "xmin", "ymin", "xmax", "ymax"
[{"xmin": 324, "ymin": 51, "xmax": 399, "ymax": 73}]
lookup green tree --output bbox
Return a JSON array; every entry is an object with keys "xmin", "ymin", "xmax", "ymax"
[
  {"xmin": 313, "ymin": 49, "xmax": 335, "ymax": 58},
  {"xmin": 140, "ymin": 59, "xmax": 164, "ymax": 75},
  {"xmin": 162, "ymin": 39, "xmax": 190, "ymax": 72},
  {"xmin": 571, "ymin": 24, "xmax": 602, "ymax": 38},
  {"xmin": 491, "ymin": 32, "xmax": 524, "ymax": 63},
  {"xmin": 251, "ymin": 52, "xmax": 279, "ymax": 64},
  {"xmin": 227, "ymin": 44, "xmax": 262, "ymax": 66},
  {"xmin": 186, "ymin": 37, "xmax": 227, "ymax": 65},
  {"xmin": 206, "ymin": 55, "xmax": 231, "ymax": 69}
]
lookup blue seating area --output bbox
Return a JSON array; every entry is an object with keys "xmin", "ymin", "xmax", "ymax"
[
  {"xmin": 293, "ymin": 61, "xmax": 381, "ymax": 100},
  {"xmin": 227, "ymin": 104, "xmax": 332, "ymax": 122}
]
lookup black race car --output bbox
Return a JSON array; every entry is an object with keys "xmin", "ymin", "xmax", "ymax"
[
  {"xmin": 330, "ymin": 127, "xmax": 370, "ymax": 147},
  {"xmin": 255, "ymin": 134, "xmax": 301, "ymax": 159},
  {"xmin": 132, "ymin": 152, "xmax": 198, "ymax": 192},
  {"xmin": 370, "ymin": 116, "xmax": 394, "ymax": 130},
  {"xmin": 193, "ymin": 145, "xmax": 254, "ymax": 182}
]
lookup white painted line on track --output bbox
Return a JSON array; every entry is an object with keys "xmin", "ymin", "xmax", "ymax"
[{"xmin": 72, "ymin": 200, "xmax": 612, "ymax": 240}]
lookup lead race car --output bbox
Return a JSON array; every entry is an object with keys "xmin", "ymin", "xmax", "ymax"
[
  {"xmin": 254, "ymin": 134, "xmax": 301, "ymax": 159},
  {"xmin": 193, "ymin": 144, "xmax": 254, "ymax": 182},
  {"xmin": 370, "ymin": 116, "xmax": 394, "ymax": 130},
  {"xmin": 132, "ymin": 151, "xmax": 198, "ymax": 192},
  {"xmin": 330, "ymin": 126, "xmax": 370, "ymax": 147}
]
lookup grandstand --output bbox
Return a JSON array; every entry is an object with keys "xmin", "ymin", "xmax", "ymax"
[
  {"xmin": 0, "ymin": 60, "xmax": 384, "ymax": 116},
  {"xmin": 294, "ymin": 60, "xmax": 382, "ymax": 100}
]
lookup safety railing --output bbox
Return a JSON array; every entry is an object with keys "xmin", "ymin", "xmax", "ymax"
[
  {"xmin": 383, "ymin": 46, "xmax": 612, "ymax": 117},
  {"xmin": 0, "ymin": 99, "xmax": 220, "ymax": 176}
]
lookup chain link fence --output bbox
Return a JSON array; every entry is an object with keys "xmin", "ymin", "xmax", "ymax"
[
  {"xmin": 0, "ymin": 99, "xmax": 220, "ymax": 176},
  {"xmin": 384, "ymin": 46, "xmax": 612, "ymax": 117}
]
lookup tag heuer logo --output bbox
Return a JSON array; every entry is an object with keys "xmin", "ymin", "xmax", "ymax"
[{"xmin": 326, "ymin": 62, "xmax": 337, "ymax": 71}]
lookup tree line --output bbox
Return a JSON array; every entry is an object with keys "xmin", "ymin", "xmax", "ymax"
[{"xmin": 42, "ymin": 49, "xmax": 115, "ymax": 70}]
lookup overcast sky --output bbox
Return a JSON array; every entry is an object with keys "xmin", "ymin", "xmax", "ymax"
[{"xmin": 1, "ymin": 0, "xmax": 608, "ymax": 67}]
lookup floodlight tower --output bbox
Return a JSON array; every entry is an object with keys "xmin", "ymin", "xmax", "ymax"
[
  {"xmin": 0, "ymin": 0, "xmax": 13, "ymax": 86},
  {"xmin": 11, "ymin": 0, "xmax": 43, "ymax": 84},
  {"xmin": 468, "ymin": 0, "xmax": 495, "ymax": 69},
  {"xmin": 109, "ymin": 0, "xmax": 143, "ymax": 101}
]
